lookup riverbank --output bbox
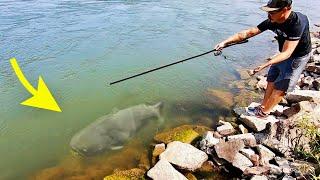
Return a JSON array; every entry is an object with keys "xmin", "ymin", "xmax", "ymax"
[{"xmin": 102, "ymin": 27, "xmax": 320, "ymax": 180}]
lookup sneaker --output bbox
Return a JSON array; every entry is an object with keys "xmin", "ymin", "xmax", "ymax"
[{"xmin": 247, "ymin": 106, "xmax": 268, "ymax": 118}]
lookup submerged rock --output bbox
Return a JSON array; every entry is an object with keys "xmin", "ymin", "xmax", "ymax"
[
  {"xmin": 147, "ymin": 159, "xmax": 187, "ymax": 180},
  {"xmin": 104, "ymin": 168, "xmax": 145, "ymax": 180},
  {"xmin": 160, "ymin": 141, "xmax": 208, "ymax": 171},
  {"xmin": 204, "ymin": 88, "xmax": 234, "ymax": 108},
  {"xmin": 152, "ymin": 143, "xmax": 166, "ymax": 165},
  {"xmin": 154, "ymin": 125, "xmax": 208, "ymax": 144}
]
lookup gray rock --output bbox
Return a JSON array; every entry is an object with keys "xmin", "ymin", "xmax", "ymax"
[
  {"xmin": 257, "ymin": 145, "xmax": 275, "ymax": 166},
  {"xmin": 232, "ymin": 152, "xmax": 253, "ymax": 172},
  {"xmin": 160, "ymin": 141, "xmax": 208, "ymax": 171},
  {"xmin": 199, "ymin": 131, "xmax": 220, "ymax": 153},
  {"xmin": 240, "ymin": 114, "xmax": 278, "ymax": 132},
  {"xmin": 285, "ymin": 90, "xmax": 320, "ymax": 103},
  {"xmin": 251, "ymin": 175, "xmax": 268, "ymax": 180},
  {"xmin": 147, "ymin": 159, "xmax": 188, "ymax": 180},
  {"xmin": 227, "ymin": 133, "xmax": 257, "ymax": 147},
  {"xmin": 217, "ymin": 122, "xmax": 235, "ymax": 136},
  {"xmin": 214, "ymin": 140, "xmax": 245, "ymax": 163},
  {"xmin": 237, "ymin": 69, "xmax": 251, "ymax": 80}
]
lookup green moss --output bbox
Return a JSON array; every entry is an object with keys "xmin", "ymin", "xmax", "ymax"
[{"xmin": 154, "ymin": 125, "xmax": 210, "ymax": 144}]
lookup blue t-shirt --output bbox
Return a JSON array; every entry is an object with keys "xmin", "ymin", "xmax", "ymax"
[{"xmin": 257, "ymin": 11, "xmax": 311, "ymax": 57}]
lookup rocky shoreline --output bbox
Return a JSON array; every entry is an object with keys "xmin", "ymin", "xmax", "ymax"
[{"xmin": 103, "ymin": 27, "xmax": 320, "ymax": 180}]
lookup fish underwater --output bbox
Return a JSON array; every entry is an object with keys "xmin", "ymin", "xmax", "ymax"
[{"xmin": 70, "ymin": 102, "xmax": 163, "ymax": 156}]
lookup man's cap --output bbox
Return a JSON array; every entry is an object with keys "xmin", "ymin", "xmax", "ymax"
[{"xmin": 260, "ymin": 0, "xmax": 292, "ymax": 12}]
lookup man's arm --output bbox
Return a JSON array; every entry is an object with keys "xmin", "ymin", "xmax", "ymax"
[
  {"xmin": 253, "ymin": 40, "xmax": 300, "ymax": 72},
  {"xmin": 215, "ymin": 27, "xmax": 262, "ymax": 50}
]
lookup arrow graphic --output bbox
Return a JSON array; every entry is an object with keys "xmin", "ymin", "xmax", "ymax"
[{"xmin": 10, "ymin": 58, "xmax": 62, "ymax": 112}]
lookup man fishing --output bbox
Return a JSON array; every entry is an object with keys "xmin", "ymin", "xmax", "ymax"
[{"xmin": 215, "ymin": 0, "xmax": 311, "ymax": 118}]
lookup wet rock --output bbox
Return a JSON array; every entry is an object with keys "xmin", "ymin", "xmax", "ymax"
[
  {"xmin": 285, "ymin": 90, "xmax": 320, "ymax": 103},
  {"xmin": 251, "ymin": 175, "xmax": 268, "ymax": 180},
  {"xmin": 139, "ymin": 150, "xmax": 151, "ymax": 170},
  {"xmin": 147, "ymin": 159, "xmax": 187, "ymax": 180},
  {"xmin": 160, "ymin": 141, "xmax": 208, "ymax": 171},
  {"xmin": 244, "ymin": 166, "xmax": 270, "ymax": 176},
  {"xmin": 217, "ymin": 122, "xmax": 236, "ymax": 136},
  {"xmin": 239, "ymin": 114, "xmax": 278, "ymax": 132},
  {"xmin": 205, "ymin": 88, "xmax": 234, "ymax": 108},
  {"xmin": 196, "ymin": 160, "xmax": 220, "ymax": 173},
  {"xmin": 257, "ymin": 145, "xmax": 275, "ymax": 166},
  {"xmin": 152, "ymin": 143, "xmax": 166, "ymax": 165},
  {"xmin": 199, "ymin": 131, "xmax": 220, "ymax": 154},
  {"xmin": 248, "ymin": 78, "xmax": 259, "ymax": 88},
  {"xmin": 232, "ymin": 152, "xmax": 253, "ymax": 171},
  {"xmin": 237, "ymin": 69, "xmax": 252, "ymax": 79},
  {"xmin": 154, "ymin": 125, "xmax": 209, "ymax": 144},
  {"xmin": 227, "ymin": 133, "xmax": 257, "ymax": 147},
  {"xmin": 104, "ymin": 168, "xmax": 145, "ymax": 180},
  {"xmin": 214, "ymin": 140, "xmax": 245, "ymax": 163},
  {"xmin": 239, "ymin": 124, "xmax": 248, "ymax": 134}
]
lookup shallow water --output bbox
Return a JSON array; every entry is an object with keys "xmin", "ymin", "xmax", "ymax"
[{"xmin": 0, "ymin": 0, "xmax": 319, "ymax": 179}]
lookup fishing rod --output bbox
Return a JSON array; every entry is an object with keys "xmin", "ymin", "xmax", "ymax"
[{"xmin": 109, "ymin": 39, "xmax": 249, "ymax": 85}]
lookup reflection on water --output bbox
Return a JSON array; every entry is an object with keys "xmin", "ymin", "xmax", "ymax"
[{"xmin": 0, "ymin": 0, "xmax": 319, "ymax": 179}]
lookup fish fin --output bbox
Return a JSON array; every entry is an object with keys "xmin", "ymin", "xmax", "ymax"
[
  {"xmin": 110, "ymin": 146, "xmax": 123, "ymax": 150},
  {"xmin": 153, "ymin": 102, "xmax": 163, "ymax": 110}
]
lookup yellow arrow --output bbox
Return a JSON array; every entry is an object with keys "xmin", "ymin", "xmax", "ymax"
[{"xmin": 10, "ymin": 58, "xmax": 62, "ymax": 112}]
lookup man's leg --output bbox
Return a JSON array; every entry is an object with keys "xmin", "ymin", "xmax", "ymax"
[
  {"xmin": 261, "ymin": 82, "xmax": 275, "ymax": 108},
  {"xmin": 262, "ymin": 88, "xmax": 285, "ymax": 114}
]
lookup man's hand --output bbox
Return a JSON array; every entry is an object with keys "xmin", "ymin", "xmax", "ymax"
[
  {"xmin": 253, "ymin": 63, "xmax": 270, "ymax": 74},
  {"xmin": 214, "ymin": 41, "xmax": 227, "ymax": 51}
]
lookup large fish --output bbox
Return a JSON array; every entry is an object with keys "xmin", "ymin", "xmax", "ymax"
[{"xmin": 70, "ymin": 102, "xmax": 163, "ymax": 156}]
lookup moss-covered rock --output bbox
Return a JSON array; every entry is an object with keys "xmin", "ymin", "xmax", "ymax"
[
  {"xmin": 103, "ymin": 168, "xmax": 145, "ymax": 180},
  {"xmin": 154, "ymin": 125, "xmax": 211, "ymax": 144}
]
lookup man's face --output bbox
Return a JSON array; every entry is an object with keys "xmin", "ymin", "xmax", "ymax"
[{"xmin": 267, "ymin": 8, "xmax": 286, "ymax": 23}]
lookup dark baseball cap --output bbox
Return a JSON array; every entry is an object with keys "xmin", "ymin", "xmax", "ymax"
[{"xmin": 260, "ymin": 0, "xmax": 292, "ymax": 12}]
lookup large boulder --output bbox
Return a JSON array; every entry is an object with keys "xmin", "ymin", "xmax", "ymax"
[
  {"xmin": 147, "ymin": 159, "xmax": 187, "ymax": 180},
  {"xmin": 160, "ymin": 141, "xmax": 208, "ymax": 171},
  {"xmin": 214, "ymin": 140, "xmax": 245, "ymax": 163},
  {"xmin": 285, "ymin": 90, "xmax": 320, "ymax": 103},
  {"xmin": 239, "ymin": 114, "xmax": 278, "ymax": 132}
]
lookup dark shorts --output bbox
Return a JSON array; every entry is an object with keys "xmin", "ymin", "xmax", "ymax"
[{"xmin": 267, "ymin": 53, "xmax": 311, "ymax": 92}]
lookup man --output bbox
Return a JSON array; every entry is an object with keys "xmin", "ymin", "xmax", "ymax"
[{"xmin": 215, "ymin": 0, "xmax": 311, "ymax": 118}]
